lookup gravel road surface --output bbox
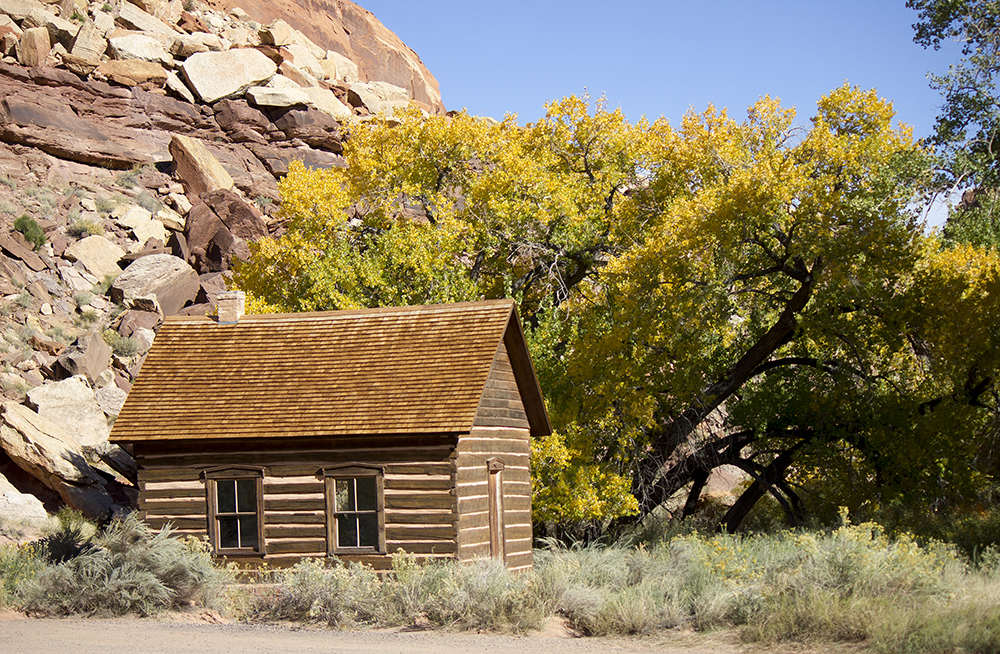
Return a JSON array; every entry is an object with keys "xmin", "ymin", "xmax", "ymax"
[{"xmin": 0, "ymin": 613, "xmax": 744, "ymax": 654}]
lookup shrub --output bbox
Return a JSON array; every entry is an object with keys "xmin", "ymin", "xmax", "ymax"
[
  {"xmin": 0, "ymin": 541, "xmax": 47, "ymax": 607},
  {"xmin": 94, "ymin": 196, "xmax": 117, "ymax": 214},
  {"xmin": 73, "ymin": 291, "xmax": 94, "ymax": 307},
  {"xmin": 13, "ymin": 215, "xmax": 45, "ymax": 249},
  {"xmin": 68, "ymin": 215, "xmax": 105, "ymax": 237},
  {"xmin": 115, "ymin": 168, "xmax": 140, "ymax": 189},
  {"xmin": 21, "ymin": 514, "xmax": 228, "ymax": 617},
  {"xmin": 135, "ymin": 191, "xmax": 162, "ymax": 214},
  {"xmin": 74, "ymin": 309, "xmax": 100, "ymax": 328},
  {"xmin": 15, "ymin": 291, "xmax": 32, "ymax": 309},
  {"xmin": 102, "ymin": 330, "xmax": 143, "ymax": 358},
  {"xmin": 247, "ymin": 552, "xmax": 546, "ymax": 632}
]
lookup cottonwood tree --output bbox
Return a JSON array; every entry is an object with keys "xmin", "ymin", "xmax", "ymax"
[{"xmin": 235, "ymin": 88, "xmax": 1000, "ymax": 534}]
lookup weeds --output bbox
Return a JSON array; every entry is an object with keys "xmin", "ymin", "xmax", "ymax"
[
  {"xmin": 73, "ymin": 291, "xmax": 94, "ymax": 307},
  {"xmin": 15, "ymin": 291, "xmax": 32, "ymax": 309},
  {"xmin": 0, "ymin": 174, "xmax": 15, "ymax": 190},
  {"xmin": 13, "ymin": 215, "xmax": 45, "ymax": 249}
]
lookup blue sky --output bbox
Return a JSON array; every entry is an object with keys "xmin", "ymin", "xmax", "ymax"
[{"xmin": 359, "ymin": 1, "xmax": 962, "ymax": 222}]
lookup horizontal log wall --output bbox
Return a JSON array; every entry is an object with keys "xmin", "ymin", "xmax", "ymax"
[
  {"xmin": 136, "ymin": 434, "xmax": 459, "ymax": 569},
  {"xmin": 462, "ymin": 344, "xmax": 533, "ymax": 571}
]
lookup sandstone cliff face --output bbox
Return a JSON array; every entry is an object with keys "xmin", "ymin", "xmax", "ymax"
[
  {"xmin": 0, "ymin": 0, "xmax": 445, "ymax": 525},
  {"xmin": 203, "ymin": 0, "xmax": 443, "ymax": 112}
]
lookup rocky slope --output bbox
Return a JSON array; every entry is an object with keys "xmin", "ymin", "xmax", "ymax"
[{"xmin": 0, "ymin": 0, "xmax": 442, "ymax": 525}]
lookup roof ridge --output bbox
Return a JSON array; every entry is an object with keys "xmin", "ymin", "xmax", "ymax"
[{"xmin": 163, "ymin": 298, "xmax": 515, "ymax": 324}]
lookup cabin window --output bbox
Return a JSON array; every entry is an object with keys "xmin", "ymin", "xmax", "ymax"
[
  {"xmin": 203, "ymin": 468, "xmax": 264, "ymax": 556},
  {"xmin": 323, "ymin": 466, "xmax": 385, "ymax": 554}
]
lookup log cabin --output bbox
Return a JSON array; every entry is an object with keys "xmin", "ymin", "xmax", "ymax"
[{"xmin": 109, "ymin": 295, "xmax": 550, "ymax": 571}]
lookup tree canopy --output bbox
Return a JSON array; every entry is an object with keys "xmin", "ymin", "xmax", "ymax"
[{"xmin": 234, "ymin": 87, "xmax": 1000, "ymax": 535}]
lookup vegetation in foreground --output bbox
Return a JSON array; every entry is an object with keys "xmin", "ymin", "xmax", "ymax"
[{"xmin": 5, "ymin": 513, "xmax": 1000, "ymax": 652}]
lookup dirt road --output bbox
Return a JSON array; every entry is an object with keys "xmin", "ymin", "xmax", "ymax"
[{"xmin": 0, "ymin": 613, "xmax": 744, "ymax": 654}]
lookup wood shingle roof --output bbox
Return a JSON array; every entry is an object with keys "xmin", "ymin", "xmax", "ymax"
[{"xmin": 110, "ymin": 299, "xmax": 550, "ymax": 442}]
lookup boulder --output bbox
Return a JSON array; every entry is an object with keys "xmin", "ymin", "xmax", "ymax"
[
  {"xmin": 0, "ymin": 0, "xmax": 45, "ymax": 22},
  {"xmin": 246, "ymin": 84, "xmax": 311, "ymax": 107},
  {"xmin": 268, "ymin": 104, "xmax": 343, "ymax": 150},
  {"xmin": 27, "ymin": 375, "xmax": 110, "ymax": 452},
  {"xmin": 278, "ymin": 60, "xmax": 317, "ymax": 87},
  {"xmin": 0, "ymin": 472, "xmax": 48, "ymax": 526},
  {"xmin": 279, "ymin": 43, "xmax": 324, "ymax": 79},
  {"xmin": 116, "ymin": 1, "xmax": 177, "ymax": 35},
  {"xmin": 69, "ymin": 19, "xmax": 105, "ymax": 61},
  {"xmin": 169, "ymin": 134, "xmax": 235, "ymax": 196},
  {"xmin": 63, "ymin": 235, "xmax": 125, "ymax": 281},
  {"xmin": 55, "ymin": 331, "xmax": 112, "ymax": 384},
  {"xmin": 321, "ymin": 49, "xmax": 357, "ymax": 83},
  {"xmin": 165, "ymin": 70, "xmax": 196, "ymax": 103},
  {"xmin": 259, "ymin": 18, "xmax": 293, "ymax": 46},
  {"xmin": 348, "ymin": 80, "xmax": 410, "ymax": 116},
  {"xmin": 108, "ymin": 32, "xmax": 172, "ymax": 65},
  {"xmin": 0, "ymin": 401, "xmax": 115, "ymax": 521},
  {"xmin": 93, "ymin": 59, "xmax": 168, "ymax": 87},
  {"xmin": 115, "ymin": 205, "xmax": 168, "ymax": 244},
  {"xmin": 203, "ymin": 188, "xmax": 268, "ymax": 239},
  {"xmin": 181, "ymin": 48, "xmax": 277, "ymax": 104},
  {"xmin": 115, "ymin": 308, "xmax": 162, "ymax": 337},
  {"xmin": 16, "ymin": 26, "xmax": 49, "ymax": 67},
  {"xmin": 58, "ymin": 265, "xmax": 98, "ymax": 293},
  {"xmin": 303, "ymin": 86, "xmax": 351, "ymax": 119},
  {"xmin": 94, "ymin": 383, "xmax": 127, "ymax": 416},
  {"xmin": 110, "ymin": 253, "xmax": 199, "ymax": 315},
  {"xmin": 22, "ymin": 7, "xmax": 78, "ymax": 46}
]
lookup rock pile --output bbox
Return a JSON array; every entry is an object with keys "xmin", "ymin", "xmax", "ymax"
[{"xmin": 0, "ymin": 0, "xmax": 441, "ymax": 525}]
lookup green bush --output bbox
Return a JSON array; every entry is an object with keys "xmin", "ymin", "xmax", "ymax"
[
  {"xmin": 13, "ymin": 215, "xmax": 45, "ymax": 250},
  {"xmin": 21, "ymin": 514, "xmax": 228, "ymax": 617}
]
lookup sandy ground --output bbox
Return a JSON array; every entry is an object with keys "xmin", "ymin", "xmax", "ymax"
[{"xmin": 0, "ymin": 610, "xmax": 756, "ymax": 654}]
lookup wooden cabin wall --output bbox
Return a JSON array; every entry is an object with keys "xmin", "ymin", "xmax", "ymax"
[
  {"xmin": 135, "ymin": 434, "xmax": 458, "ymax": 569},
  {"xmin": 458, "ymin": 342, "xmax": 534, "ymax": 571}
]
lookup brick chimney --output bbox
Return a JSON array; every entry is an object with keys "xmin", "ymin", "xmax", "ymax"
[{"xmin": 217, "ymin": 291, "xmax": 245, "ymax": 325}]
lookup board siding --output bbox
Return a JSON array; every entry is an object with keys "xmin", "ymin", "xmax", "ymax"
[
  {"xmin": 134, "ymin": 434, "xmax": 459, "ymax": 566},
  {"xmin": 459, "ymin": 343, "xmax": 534, "ymax": 569}
]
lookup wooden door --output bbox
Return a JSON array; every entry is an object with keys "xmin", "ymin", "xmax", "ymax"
[{"xmin": 487, "ymin": 458, "xmax": 505, "ymax": 562}]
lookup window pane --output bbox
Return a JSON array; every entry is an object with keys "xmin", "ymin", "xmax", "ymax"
[
  {"xmin": 239, "ymin": 515, "xmax": 258, "ymax": 549},
  {"xmin": 338, "ymin": 514, "xmax": 358, "ymax": 548},
  {"xmin": 236, "ymin": 478, "xmax": 256, "ymax": 513},
  {"xmin": 335, "ymin": 479, "xmax": 353, "ymax": 511},
  {"xmin": 217, "ymin": 480, "xmax": 236, "ymax": 513},
  {"xmin": 356, "ymin": 477, "xmax": 377, "ymax": 511},
  {"xmin": 218, "ymin": 516, "xmax": 239, "ymax": 548},
  {"xmin": 358, "ymin": 513, "xmax": 378, "ymax": 548}
]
